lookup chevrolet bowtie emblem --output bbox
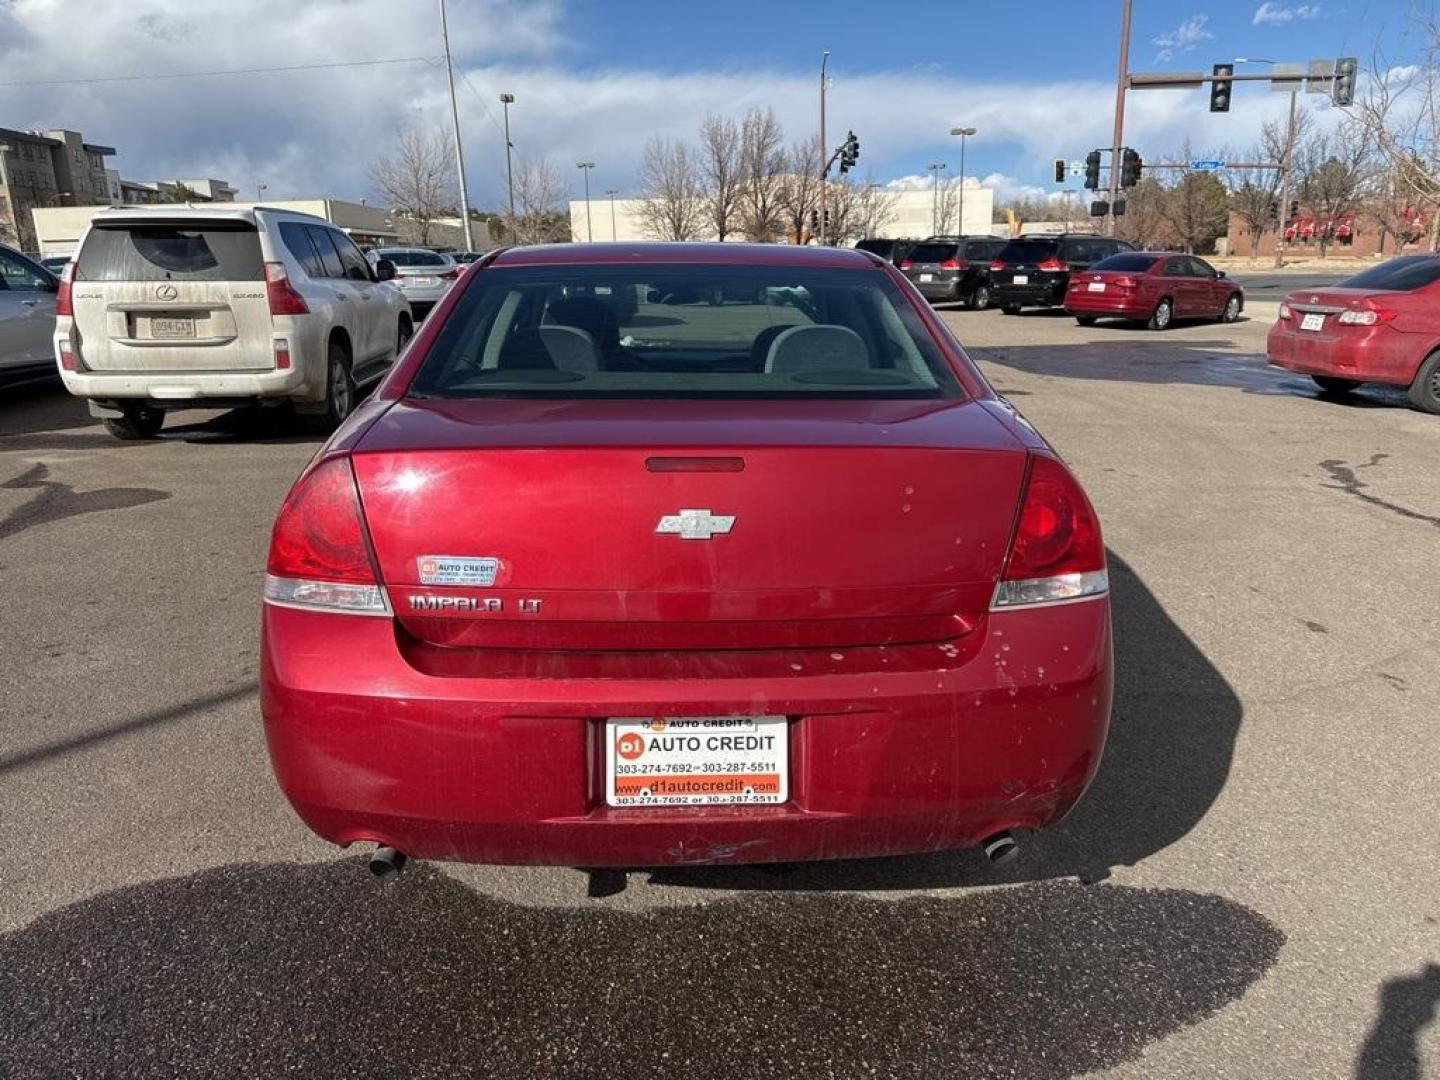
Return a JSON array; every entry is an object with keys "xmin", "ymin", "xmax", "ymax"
[{"xmin": 656, "ymin": 509, "xmax": 736, "ymax": 540}]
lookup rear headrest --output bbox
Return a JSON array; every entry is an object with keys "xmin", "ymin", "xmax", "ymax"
[
  {"xmin": 537, "ymin": 325, "xmax": 600, "ymax": 372},
  {"xmin": 764, "ymin": 324, "xmax": 870, "ymax": 374},
  {"xmin": 548, "ymin": 296, "xmax": 620, "ymax": 353}
]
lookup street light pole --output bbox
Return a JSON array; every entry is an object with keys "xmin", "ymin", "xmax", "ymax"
[
  {"xmin": 604, "ymin": 188, "xmax": 619, "ymax": 241},
  {"xmin": 1108, "ymin": 0, "xmax": 1133, "ymax": 237},
  {"xmin": 499, "ymin": 93, "xmax": 516, "ymax": 240},
  {"xmin": 927, "ymin": 162, "xmax": 947, "ymax": 235},
  {"xmin": 256, "ymin": 183, "xmax": 267, "ymax": 201},
  {"xmin": 576, "ymin": 162, "xmax": 595, "ymax": 241},
  {"xmin": 438, "ymin": 0, "xmax": 474, "ymax": 252},
  {"xmin": 818, "ymin": 51, "xmax": 830, "ymax": 245},
  {"xmin": 950, "ymin": 127, "xmax": 976, "ymax": 235}
]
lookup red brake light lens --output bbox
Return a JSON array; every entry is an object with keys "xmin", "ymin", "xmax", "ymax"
[
  {"xmin": 994, "ymin": 455, "xmax": 1107, "ymax": 608},
  {"xmin": 1278, "ymin": 302, "xmax": 1293, "ymax": 321},
  {"xmin": 265, "ymin": 458, "xmax": 388, "ymax": 614},
  {"xmin": 265, "ymin": 261, "xmax": 310, "ymax": 316},
  {"xmin": 1037, "ymin": 257, "xmax": 1067, "ymax": 272},
  {"xmin": 55, "ymin": 260, "xmax": 74, "ymax": 317},
  {"xmin": 939, "ymin": 258, "xmax": 965, "ymax": 270},
  {"xmin": 899, "ymin": 259, "xmax": 914, "ymax": 270},
  {"xmin": 1337, "ymin": 305, "xmax": 1398, "ymax": 325},
  {"xmin": 989, "ymin": 260, "xmax": 1005, "ymax": 271},
  {"xmin": 439, "ymin": 266, "xmax": 462, "ymax": 280},
  {"xmin": 1113, "ymin": 276, "xmax": 1138, "ymax": 289}
]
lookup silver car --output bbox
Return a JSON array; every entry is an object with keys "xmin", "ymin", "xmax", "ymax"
[
  {"xmin": 370, "ymin": 247, "xmax": 460, "ymax": 317},
  {"xmin": 0, "ymin": 244, "xmax": 60, "ymax": 390}
]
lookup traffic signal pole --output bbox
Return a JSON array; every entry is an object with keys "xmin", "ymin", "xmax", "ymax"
[
  {"xmin": 1107, "ymin": 0, "xmax": 1133, "ymax": 237},
  {"xmin": 1275, "ymin": 88, "xmax": 1298, "ymax": 269}
]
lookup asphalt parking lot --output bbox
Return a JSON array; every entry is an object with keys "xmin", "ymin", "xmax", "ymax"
[{"xmin": 1, "ymin": 306, "xmax": 1436, "ymax": 1079}]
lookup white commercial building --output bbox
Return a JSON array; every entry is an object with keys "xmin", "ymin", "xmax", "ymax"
[{"xmin": 568, "ymin": 182, "xmax": 996, "ymax": 244}]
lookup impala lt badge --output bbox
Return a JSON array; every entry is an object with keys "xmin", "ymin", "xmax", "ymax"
[{"xmin": 656, "ymin": 509, "xmax": 736, "ymax": 540}]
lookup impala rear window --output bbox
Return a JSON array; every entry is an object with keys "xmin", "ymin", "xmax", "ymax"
[
  {"xmin": 410, "ymin": 263, "xmax": 962, "ymax": 400},
  {"xmin": 76, "ymin": 222, "xmax": 263, "ymax": 281},
  {"xmin": 1091, "ymin": 254, "xmax": 1161, "ymax": 272}
]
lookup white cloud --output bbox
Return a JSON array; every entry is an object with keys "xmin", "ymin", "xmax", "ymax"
[
  {"xmin": 1252, "ymin": 3, "xmax": 1321, "ymax": 25},
  {"xmin": 1151, "ymin": 15, "xmax": 1213, "ymax": 62},
  {"xmin": 0, "ymin": 0, "xmax": 1336, "ymax": 209}
]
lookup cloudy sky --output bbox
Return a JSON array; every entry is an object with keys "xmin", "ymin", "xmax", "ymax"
[{"xmin": 0, "ymin": 0, "xmax": 1411, "ymax": 209}]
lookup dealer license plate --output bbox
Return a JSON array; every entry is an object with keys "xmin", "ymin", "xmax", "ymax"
[
  {"xmin": 605, "ymin": 716, "xmax": 788, "ymax": 807},
  {"xmin": 1012, "ymin": 274, "xmax": 1029, "ymax": 285},
  {"xmin": 151, "ymin": 317, "xmax": 196, "ymax": 339},
  {"xmin": 1088, "ymin": 281, "xmax": 1106, "ymax": 292},
  {"xmin": 1300, "ymin": 312, "xmax": 1325, "ymax": 331}
]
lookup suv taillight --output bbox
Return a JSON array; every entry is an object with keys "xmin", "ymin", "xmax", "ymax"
[
  {"xmin": 264, "ymin": 457, "xmax": 389, "ymax": 615},
  {"xmin": 989, "ymin": 260, "xmax": 1005, "ymax": 271},
  {"xmin": 939, "ymin": 258, "xmax": 966, "ymax": 270},
  {"xmin": 265, "ymin": 261, "xmax": 310, "ymax": 316},
  {"xmin": 898, "ymin": 259, "xmax": 914, "ymax": 270},
  {"xmin": 992, "ymin": 454, "xmax": 1107, "ymax": 609},
  {"xmin": 55, "ymin": 260, "xmax": 74, "ymax": 317},
  {"xmin": 1037, "ymin": 257, "xmax": 1067, "ymax": 272}
]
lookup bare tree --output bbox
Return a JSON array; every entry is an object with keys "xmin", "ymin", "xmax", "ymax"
[
  {"xmin": 835, "ymin": 172, "xmax": 902, "ymax": 241},
  {"xmin": 1227, "ymin": 116, "xmax": 1308, "ymax": 262},
  {"xmin": 1114, "ymin": 178, "xmax": 1179, "ymax": 249},
  {"xmin": 368, "ymin": 127, "xmax": 457, "ymax": 246},
  {"xmin": 1296, "ymin": 121, "xmax": 1375, "ymax": 256},
  {"xmin": 1351, "ymin": 11, "xmax": 1440, "ymax": 249},
  {"xmin": 933, "ymin": 176, "xmax": 965, "ymax": 236},
  {"xmin": 511, "ymin": 157, "xmax": 568, "ymax": 245},
  {"xmin": 635, "ymin": 136, "xmax": 707, "ymax": 241},
  {"xmin": 777, "ymin": 140, "xmax": 824, "ymax": 242},
  {"xmin": 699, "ymin": 113, "xmax": 742, "ymax": 242},
  {"xmin": 739, "ymin": 106, "xmax": 786, "ymax": 241}
]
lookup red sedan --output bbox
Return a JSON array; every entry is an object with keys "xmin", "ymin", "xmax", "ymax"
[
  {"xmin": 1268, "ymin": 254, "xmax": 1440, "ymax": 413},
  {"xmin": 1065, "ymin": 252, "xmax": 1244, "ymax": 329},
  {"xmin": 260, "ymin": 244, "xmax": 1112, "ymax": 872}
]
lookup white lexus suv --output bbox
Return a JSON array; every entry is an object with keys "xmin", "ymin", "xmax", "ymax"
[{"xmin": 54, "ymin": 206, "xmax": 414, "ymax": 439}]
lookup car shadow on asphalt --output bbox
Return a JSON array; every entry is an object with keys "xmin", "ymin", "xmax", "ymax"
[
  {"xmin": 969, "ymin": 339, "xmax": 1414, "ymax": 409},
  {"xmin": 0, "ymin": 859, "xmax": 1283, "ymax": 1080},
  {"xmin": 650, "ymin": 551, "xmax": 1239, "ymax": 892},
  {"xmin": 0, "ymin": 382, "xmax": 93, "ymax": 438}
]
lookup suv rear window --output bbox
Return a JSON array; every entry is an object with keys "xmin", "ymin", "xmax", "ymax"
[
  {"xmin": 77, "ymin": 222, "xmax": 263, "ymax": 282},
  {"xmin": 994, "ymin": 239, "xmax": 1060, "ymax": 263},
  {"xmin": 411, "ymin": 263, "xmax": 961, "ymax": 400},
  {"xmin": 382, "ymin": 250, "xmax": 448, "ymax": 267},
  {"xmin": 906, "ymin": 243, "xmax": 959, "ymax": 263},
  {"xmin": 1339, "ymin": 255, "xmax": 1440, "ymax": 291},
  {"xmin": 1091, "ymin": 253, "xmax": 1161, "ymax": 273}
]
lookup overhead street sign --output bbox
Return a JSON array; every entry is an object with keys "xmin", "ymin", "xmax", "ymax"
[{"xmin": 1190, "ymin": 160, "xmax": 1225, "ymax": 171}]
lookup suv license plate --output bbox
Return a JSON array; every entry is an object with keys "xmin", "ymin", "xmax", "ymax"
[
  {"xmin": 151, "ymin": 317, "xmax": 196, "ymax": 339},
  {"xmin": 1300, "ymin": 313, "xmax": 1325, "ymax": 331},
  {"xmin": 605, "ymin": 716, "xmax": 788, "ymax": 807},
  {"xmin": 919, "ymin": 273, "xmax": 934, "ymax": 283},
  {"xmin": 1012, "ymin": 274, "xmax": 1029, "ymax": 285}
]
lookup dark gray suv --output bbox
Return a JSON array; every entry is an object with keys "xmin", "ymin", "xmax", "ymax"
[
  {"xmin": 989, "ymin": 234, "xmax": 1135, "ymax": 314},
  {"xmin": 898, "ymin": 236, "xmax": 1006, "ymax": 308}
]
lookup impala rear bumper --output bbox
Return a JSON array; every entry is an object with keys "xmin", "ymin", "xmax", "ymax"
[{"xmin": 260, "ymin": 597, "xmax": 1113, "ymax": 867}]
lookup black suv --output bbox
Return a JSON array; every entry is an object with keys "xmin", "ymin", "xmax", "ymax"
[
  {"xmin": 854, "ymin": 237, "xmax": 916, "ymax": 265},
  {"xmin": 898, "ymin": 236, "xmax": 1006, "ymax": 308},
  {"xmin": 989, "ymin": 234, "xmax": 1135, "ymax": 313}
]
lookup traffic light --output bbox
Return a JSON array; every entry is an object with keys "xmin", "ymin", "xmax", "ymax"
[
  {"xmin": 1084, "ymin": 150, "xmax": 1102, "ymax": 190},
  {"xmin": 1268, "ymin": 200, "xmax": 1279, "ymax": 223},
  {"xmin": 1332, "ymin": 57, "xmax": 1358, "ymax": 107},
  {"xmin": 1289, "ymin": 200, "xmax": 1299, "ymax": 220},
  {"xmin": 1054, "ymin": 158, "xmax": 1066, "ymax": 184},
  {"xmin": 1210, "ymin": 63, "xmax": 1233, "ymax": 113},
  {"xmin": 1120, "ymin": 148, "xmax": 1142, "ymax": 188},
  {"xmin": 838, "ymin": 131, "xmax": 860, "ymax": 175},
  {"xmin": 808, "ymin": 209, "xmax": 819, "ymax": 233}
]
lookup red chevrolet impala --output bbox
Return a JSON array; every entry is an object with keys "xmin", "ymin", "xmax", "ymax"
[
  {"xmin": 1064, "ymin": 252, "xmax": 1244, "ymax": 329},
  {"xmin": 260, "ymin": 244, "xmax": 1113, "ymax": 872}
]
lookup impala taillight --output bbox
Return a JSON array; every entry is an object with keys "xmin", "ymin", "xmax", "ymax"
[
  {"xmin": 992, "ymin": 454, "xmax": 1107, "ymax": 609},
  {"xmin": 439, "ymin": 267, "xmax": 462, "ymax": 280},
  {"xmin": 264, "ymin": 457, "xmax": 389, "ymax": 615}
]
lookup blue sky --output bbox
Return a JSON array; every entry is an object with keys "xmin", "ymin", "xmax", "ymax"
[{"xmin": 0, "ymin": 0, "xmax": 1416, "ymax": 207}]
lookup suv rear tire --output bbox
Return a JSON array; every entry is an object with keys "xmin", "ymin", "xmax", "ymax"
[
  {"xmin": 968, "ymin": 283, "xmax": 991, "ymax": 310},
  {"xmin": 102, "ymin": 404, "xmax": 164, "ymax": 441},
  {"xmin": 1001, "ymin": 304, "xmax": 1021, "ymax": 315},
  {"xmin": 1408, "ymin": 350, "xmax": 1440, "ymax": 414},
  {"xmin": 320, "ymin": 339, "xmax": 356, "ymax": 430}
]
